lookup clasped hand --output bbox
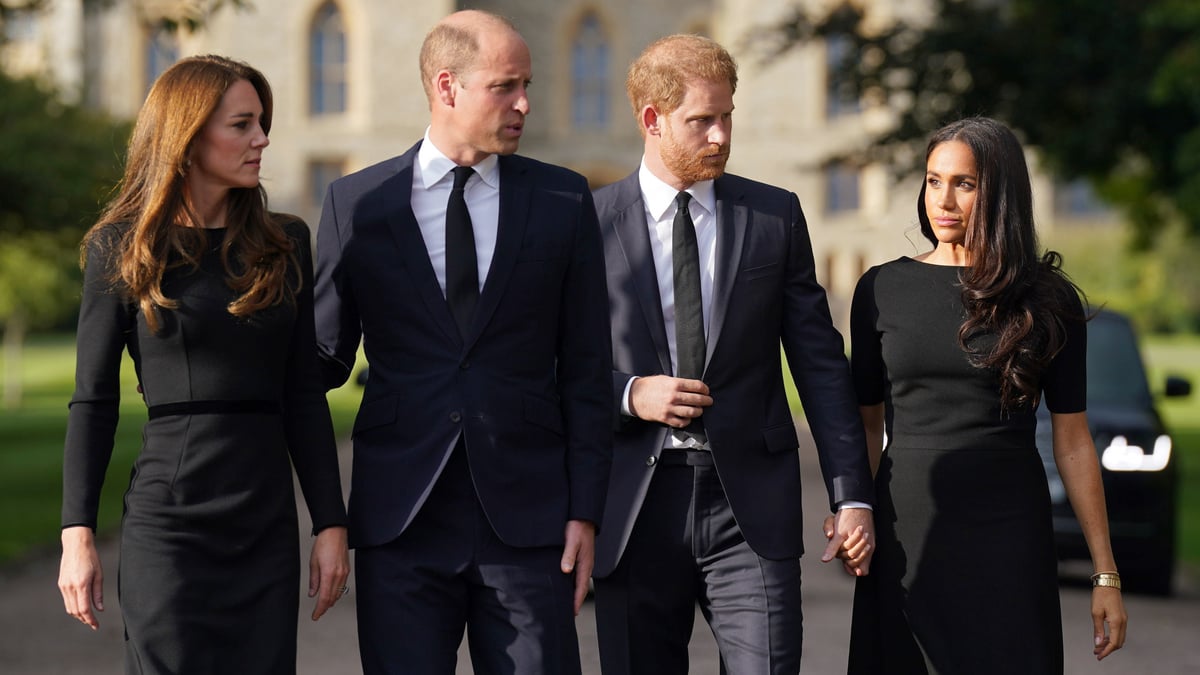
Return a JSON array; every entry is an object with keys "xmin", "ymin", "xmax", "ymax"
[
  {"xmin": 628, "ymin": 375, "xmax": 712, "ymax": 427},
  {"xmin": 821, "ymin": 510, "xmax": 874, "ymax": 576}
]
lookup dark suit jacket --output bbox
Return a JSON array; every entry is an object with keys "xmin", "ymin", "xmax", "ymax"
[
  {"xmin": 314, "ymin": 141, "xmax": 612, "ymax": 550},
  {"xmin": 593, "ymin": 171, "xmax": 873, "ymax": 577}
]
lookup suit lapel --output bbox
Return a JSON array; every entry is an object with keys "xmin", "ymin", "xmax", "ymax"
[
  {"xmin": 384, "ymin": 143, "xmax": 462, "ymax": 346},
  {"xmin": 611, "ymin": 176, "xmax": 673, "ymax": 375},
  {"xmin": 706, "ymin": 176, "xmax": 747, "ymax": 368},
  {"xmin": 467, "ymin": 155, "xmax": 530, "ymax": 350}
]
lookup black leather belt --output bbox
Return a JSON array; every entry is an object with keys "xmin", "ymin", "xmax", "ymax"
[
  {"xmin": 658, "ymin": 448, "xmax": 714, "ymax": 467},
  {"xmin": 147, "ymin": 400, "xmax": 280, "ymax": 419}
]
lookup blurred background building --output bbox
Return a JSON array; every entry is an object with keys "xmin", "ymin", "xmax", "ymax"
[{"xmin": 0, "ymin": 0, "xmax": 1118, "ymax": 322}]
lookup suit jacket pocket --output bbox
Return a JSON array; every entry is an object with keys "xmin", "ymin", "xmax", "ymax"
[
  {"xmin": 523, "ymin": 393, "xmax": 565, "ymax": 437},
  {"xmin": 352, "ymin": 394, "xmax": 398, "ymax": 438},
  {"xmin": 762, "ymin": 421, "xmax": 799, "ymax": 453},
  {"xmin": 741, "ymin": 262, "xmax": 781, "ymax": 282}
]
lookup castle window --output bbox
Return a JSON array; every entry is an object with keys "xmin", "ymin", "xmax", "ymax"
[
  {"xmin": 571, "ymin": 12, "xmax": 609, "ymax": 131},
  {"xmin": 310, "ymin": 2, "xmax": 347, "ymax": 115}
]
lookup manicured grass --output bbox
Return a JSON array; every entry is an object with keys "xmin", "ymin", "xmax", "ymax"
[
  {"xmin": 0, "ymin": 333, "xmax": 363, "ymax": 565},
  {"xmin": 1143, "ymin": 337, "xmax": 1200, "ymax": 567},
  {"xmin": 3, "ymin": 333, "xmax": 1197, "ymax": 568}
]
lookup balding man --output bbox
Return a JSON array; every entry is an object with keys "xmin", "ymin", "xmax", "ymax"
[{"xmin": 314, "ymin": 10, "xmax": 611, "ymax": 674}]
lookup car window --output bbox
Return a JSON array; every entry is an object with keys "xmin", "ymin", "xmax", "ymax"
[{"xmin": 1086, "ymin": 313, "xmax": 1153, "ymax": 407}]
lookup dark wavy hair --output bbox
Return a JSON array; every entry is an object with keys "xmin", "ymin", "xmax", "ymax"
[{"xmin": 918, "ymin": 117, "xmax": 1085, "ymax": 410}]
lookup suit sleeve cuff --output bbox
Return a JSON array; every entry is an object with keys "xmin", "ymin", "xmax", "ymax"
[{"xmin": 836, "ymin": 500, "xmax": 873, "ymax": 512}]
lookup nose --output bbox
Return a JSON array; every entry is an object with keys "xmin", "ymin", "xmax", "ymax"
[
  {"xmin": 709, "ymin": 119, "xmax": 731, "ymax": 146},
  {"xmin": 253, "ymin": 125, "xmax": 269, "ymax": 149},
  {"xmin": 515, "ymin": 90, "xmax": 530, "ymax": 115},
  {"xmin": 939, "ymin": 186, "xmax": 956, "ymax": 210}
]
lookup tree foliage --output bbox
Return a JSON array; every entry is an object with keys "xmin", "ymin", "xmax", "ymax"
[
  {"xmin": 1, "ymin": 1, "xmax": 251, "ymax": 33},
  {"xmin": 0, "ymin": 71, "xmax": 128, "ymax": 404},
  {"xmin": 750, "ymin": 0, "xmax": 1200, "ymax": 247}
]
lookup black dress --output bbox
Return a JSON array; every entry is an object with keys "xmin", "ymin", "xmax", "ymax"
[
  {"xmin": 62, "ymin": 220, "xmax": 347, "ymax": 674},
  {"xmin": 847, "ymin": 257, "xmax": 1086, "ymax": 675}
]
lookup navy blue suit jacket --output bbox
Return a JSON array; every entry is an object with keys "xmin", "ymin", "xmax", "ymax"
[
  {"xmin": 315, "ymin": 142, "xmax": 612, "ymax": 550},
  {"xmin": 593, "ymin": 172, "xmax": 873, "ymax": 577}
]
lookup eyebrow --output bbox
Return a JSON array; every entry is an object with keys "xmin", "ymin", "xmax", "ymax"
[{"xmin": 926, "ymin": 169, "xmax": 976, "ymax": 179}]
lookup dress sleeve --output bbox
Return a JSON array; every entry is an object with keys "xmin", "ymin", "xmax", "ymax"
[
  {"xmin": 850, "ymin": 266, "xmax": 886, "ymax": 406},
  {"xmin": 1041, "ymin": 284, "xmax": 1087, "ymax": 414},
  {"xmin": 61, "ymin": 226, "xmax": 133, "ymax": 530},
  {"xmin": 281, "ymin": 218, "xmax": 348, "ymax": 533}
]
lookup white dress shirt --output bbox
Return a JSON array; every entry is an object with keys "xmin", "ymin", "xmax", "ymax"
[
  {"xmin": 411, "ymin": 130, "xmax": 500, "ymax": 295},
  {"xmin": 621, "ymin": 161, "xmax": 718, "ymax": 449}
]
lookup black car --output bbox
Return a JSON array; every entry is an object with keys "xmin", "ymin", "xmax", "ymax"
[{"xmin": 1037, "ymin": 309, "xmax": 1191, "ymax": 595}]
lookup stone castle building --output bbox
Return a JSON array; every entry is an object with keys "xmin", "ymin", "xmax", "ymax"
[{"xmin": 2, "ymin": 0, "xmax": 1115, "ymax": 318}]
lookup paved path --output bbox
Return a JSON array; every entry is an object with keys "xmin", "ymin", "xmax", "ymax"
[{"xmin": 3, "ymin": 433, "xmax": 1199, "ymax": 673}]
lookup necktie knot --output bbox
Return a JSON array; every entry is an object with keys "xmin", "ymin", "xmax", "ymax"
[
  {"xmin": 675, "ymin": 190, "xmax": 692, "ymax": 212},
  {"xmin": 451, "ymin": 165, "xmax": 474, "ymax": 191}
]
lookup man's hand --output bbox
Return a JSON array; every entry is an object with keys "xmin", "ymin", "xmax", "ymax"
[
  {"xmin": 629, "ymin": 375, "xmax": 712, "ymax": 428},
  {"xmin": 821, "ymin": 507, "xmax": 875, "ymax": 576},
  {"xmin": 561, "ymin": 519, "xmax": 596, "ymax": 615}
]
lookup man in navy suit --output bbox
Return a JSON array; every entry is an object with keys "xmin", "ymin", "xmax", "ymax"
[
  {"xmin": 313, "ymin": 10, "xmax": 611, "ymax": 674},
  {"xmin": 591, "ymin": 35, "xmax": 875, "ymax": 674}
]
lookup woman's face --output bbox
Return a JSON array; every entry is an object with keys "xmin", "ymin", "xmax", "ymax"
[
  {"xmin": 924, "ymin": 140, "xmax": 977, "ymax": 247},
  {"xmin": 188, "ymin": 78, "xmax": 269, "ymax": 195}
]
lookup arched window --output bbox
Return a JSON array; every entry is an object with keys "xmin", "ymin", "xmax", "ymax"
[
  {"xmin": 310, "ymin": 2, "xmax": 346, "ymax": 115},
  {"xmin": 571, "ymin": 12, "xmax": 609, "ymax": 131},
  {"xmin": 824, "ymin": 162, "xmax": 861, "ymax": 214},
  {"xmin": 145, "ymin": 27, "xmax": 178, "ymax": 94},
  {"xmin": 825, "ymin": 35, "xmax": 860, "ymax": 118}
]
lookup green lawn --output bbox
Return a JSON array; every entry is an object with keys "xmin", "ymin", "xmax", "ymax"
[
  {"xmin": 0, "ymin": 333, "xmax": 363, "ymax": 565},
  {"xmin": 1143, "ymin": 337, "xmax": 1200, "ymax": 565},
  {"xmin": 3, "ymin": 332, "xmax": 1199, "ymax": 570}
]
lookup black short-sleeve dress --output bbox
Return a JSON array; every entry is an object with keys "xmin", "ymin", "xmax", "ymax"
[
  {"xmin": 62, "ymin": 219, "xmax": 347, "ymax": 674},
  {"xmin": 847, "ymin": 257, "xmax": 1086, "ymax": 675}
]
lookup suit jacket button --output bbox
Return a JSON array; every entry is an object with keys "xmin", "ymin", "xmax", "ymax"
[
  {"xmin": 460, "ymin": 360, "xmax": 470, "ymax": 370},
  {"xmin": 449, "ymin": 411, "xmax": 462, "ymax": 423},
  {"xmin": 645, "ymin": 455, "xmax": 657, "ymax": 467}
]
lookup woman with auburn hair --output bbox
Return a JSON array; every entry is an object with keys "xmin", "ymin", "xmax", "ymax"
[
  {"xmin": 840, "ymin": 116, "xmax": 1126, "ymax": 673},
  {"xmin": 57, "ymin": 55, "xmax": 349, "ymax": 673}
]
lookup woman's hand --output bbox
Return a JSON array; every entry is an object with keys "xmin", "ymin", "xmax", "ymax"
[
  {"xmin": 58, "ymin": 526, "xmax": 103, "ymax": 630},
  {"xmin": 1091, "ymin": 586, "xmax": 1127, "ymax": 660},
  {"xmin": 308, "ymin": 526, "xmax": 350, "ymax": 621}
]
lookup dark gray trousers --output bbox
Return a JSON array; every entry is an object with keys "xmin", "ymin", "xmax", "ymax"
[{"xmin": 594, "ymin": 450, "xmax": 804, "ymax": 675}]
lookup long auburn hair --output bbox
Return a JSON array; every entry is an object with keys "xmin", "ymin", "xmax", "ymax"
[
  {"xmin": 82, "ymin": 54, "xmax": 297, "ymax": 333},
  {"xmin": 918, "ymin": 117, "xmax": 1085, "ymax": 410}
]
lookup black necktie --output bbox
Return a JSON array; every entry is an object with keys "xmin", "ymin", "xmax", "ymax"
[
  {"xmin": 672, "ymin": 191, "xmax": 706, "ymax": 441},
  {"xmin": 445, "ymin": 165, "xmax": 478, "ymax": 337}
]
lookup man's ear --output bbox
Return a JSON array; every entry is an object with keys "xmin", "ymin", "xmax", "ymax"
[
  {"xmin": 435, "ymin": 70, "xmax": 456, "ymax": 107},
  {"xmin": 641, "ymin": 105, "xmax": 661, "ymax": 137}
]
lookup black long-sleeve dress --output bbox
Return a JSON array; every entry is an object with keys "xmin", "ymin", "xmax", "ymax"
[
  {"xmin": 62, "ymin": 219, "xmax": 347, "ymax": 674},
  {"xmin": 847, "ymin": 257, "xmax": 1086, "ymax": 674}
]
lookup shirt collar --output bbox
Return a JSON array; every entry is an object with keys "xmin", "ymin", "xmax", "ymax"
[
  {"xmin": 637, "ymin": 159, "xmax": 716, "ymax": 222},
  {"xmin": 418, "ymin": 129, "xmax": 500, "ymax": 190}
]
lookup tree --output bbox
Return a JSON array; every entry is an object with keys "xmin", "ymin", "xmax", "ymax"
[
  {"xmin": 1, "ymin": 1, "xmax": 250, "ymax": 33},
  {"xmin": 0, "ymin": 72, "xmax": 128, "ymax": 406},
  {"xmin": 750, "ymin": 0, "xmax": 1200, "ymax": 247}
]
